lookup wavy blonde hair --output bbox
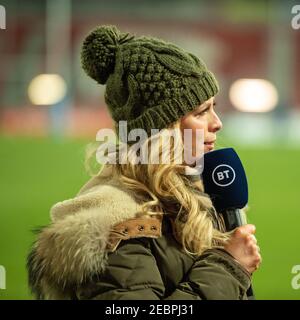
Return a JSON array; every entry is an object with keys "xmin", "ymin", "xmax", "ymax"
[{"xmin": 85, "ymin": 121, "xmax": 231, "ymax": 256}]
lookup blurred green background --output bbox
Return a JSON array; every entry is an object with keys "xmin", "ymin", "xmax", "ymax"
[{"xmin": 0, "ymin": 0, "xmax": 300, "ymax": 299}]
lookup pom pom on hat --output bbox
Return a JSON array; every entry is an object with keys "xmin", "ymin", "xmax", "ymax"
[{"xmin": 81, "ymin": 25, "xmax": 134, "ymax": 84}]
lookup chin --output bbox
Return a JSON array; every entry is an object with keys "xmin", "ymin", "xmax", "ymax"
[
  {"xmin": 204, "ymin": 144, "xmax": 215, "ymax": 152},
  {"xmin": 204, "ymin": 149, "xmax": 213, "ymax": 154}
]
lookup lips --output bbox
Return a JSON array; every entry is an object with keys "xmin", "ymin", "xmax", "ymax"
[
  {"xmin": 204, "ymin": 140, "xmax": 215, "ymax": 151},
  {"xmin": 204, "ymin": 140, "xmax": 216, "ymax": 145}
]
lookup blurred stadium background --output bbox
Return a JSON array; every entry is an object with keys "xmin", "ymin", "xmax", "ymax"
[{"xmin": 0, "ymin": 0, "xmax": 300, "ymax": 299}]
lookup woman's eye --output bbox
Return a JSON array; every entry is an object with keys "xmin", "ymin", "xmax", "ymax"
[{"xmin": 195, "ymin": 108, "xmax": 209, "ymax": 116}]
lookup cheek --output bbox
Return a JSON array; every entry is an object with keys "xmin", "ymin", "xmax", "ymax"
[
  {"xmin": 181, "ymin": 116, "xmax": 206, "ymax": 131},
  {"xmin": 181, "ymin": 117, "xmax": 207, "ymax": 141},
  {"xmin": 180, "ymin": 117, "xmax": 207, "ymax": 156}
]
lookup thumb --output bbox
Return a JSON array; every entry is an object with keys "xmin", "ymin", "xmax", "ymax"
[{"xmin": 241, "ymin": 224, "xmax": 256, "ymax": 235}]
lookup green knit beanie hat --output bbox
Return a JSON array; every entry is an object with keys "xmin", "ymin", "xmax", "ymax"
[{"xmin": 81, "ymin": 25, "xmax": 219, "ymax": 137}]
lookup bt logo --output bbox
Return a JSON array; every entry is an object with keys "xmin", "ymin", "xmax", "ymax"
[{"xmin": 212, "ymin": 164, "xmax": 236, "ymax": 187}]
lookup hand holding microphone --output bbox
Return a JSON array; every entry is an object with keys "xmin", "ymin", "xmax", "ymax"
[{"xmin": 224, "ymin": 224, "xmax": 261, "ymax": 274}]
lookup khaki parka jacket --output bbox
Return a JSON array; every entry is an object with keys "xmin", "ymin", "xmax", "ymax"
[{"xmin": 27, "ymin": 166, "xmax": 251, "ymax": 300}]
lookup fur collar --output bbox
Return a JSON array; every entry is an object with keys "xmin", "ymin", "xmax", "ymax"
[{"xmin": 27, "ymin": 166, "xmax": 145, "ymax": 299}]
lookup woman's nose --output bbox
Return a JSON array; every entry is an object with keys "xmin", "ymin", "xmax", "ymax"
[{"xmin": 210, "ymin": 111, "xmax": 223, "ymax": 132}]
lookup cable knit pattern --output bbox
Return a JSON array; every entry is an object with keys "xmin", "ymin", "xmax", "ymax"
[{"xmin": 81, "ymin": 25, "xmax": 219, "ymax": 138}]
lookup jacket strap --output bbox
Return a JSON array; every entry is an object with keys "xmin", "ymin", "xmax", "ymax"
[{"xmin": 106, "ymin": 214, "xmax": 163, "ymax": 252}]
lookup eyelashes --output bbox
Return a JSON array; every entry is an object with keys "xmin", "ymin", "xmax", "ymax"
[
  {"xmin": 195, "ymin": 101, "xmax": 216, "ymax": 116},
  {"xmin": 199, "ymin": 108, "xmax": 209, "ymax": 115}
]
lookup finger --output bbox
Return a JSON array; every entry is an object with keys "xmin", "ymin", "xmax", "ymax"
[
  {"xmin": 253, "ymin": 263, "xmax": 260, "ymax": 272},
  {"xmin": 250, "ymin": 254, "xmax": 262, "ymax": 272},
  {"xmin": 248, "ymin": 243, "xmax": 260, "ymax": 255},
  {"xmin": 253, "ymin": 255, "xmax": 262, "ymax": 268},
  {"xmin": 253, "ymin": 253, "xmax": 262, "ymax": 265},
  {"xmin": 250, "ymin": 234, "xmax": 257, "ymax": 244},
  {"xmin": 245, "ymin": 224, "xmax": 256, "ymax": 234},
  {"xmin": 246, "ymin": 234, "xmax": 257, "ymax": 244}
]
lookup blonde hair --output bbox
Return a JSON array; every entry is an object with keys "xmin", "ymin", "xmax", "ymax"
[{"xmin": 85, "ymin": 121, "xmax": 231, "ymax": 256}]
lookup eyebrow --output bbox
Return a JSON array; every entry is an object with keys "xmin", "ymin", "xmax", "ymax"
[{"xmin": 194, "ymin": 101, "xmax": 212, "ymax": 112}]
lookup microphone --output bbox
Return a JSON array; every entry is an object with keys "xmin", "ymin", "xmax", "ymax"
[
  {"xmin": 202, "ymin": 147, "xmax": 255, "ymax": 299},
  {"xmin": 202, "ymin": 147, "xmax": 248, "ymax": 230}
]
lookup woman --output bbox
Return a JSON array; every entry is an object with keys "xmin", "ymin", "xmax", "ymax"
[{"xmin": 27, "ymin": 25, "xmax": 261, "ymax": 300}]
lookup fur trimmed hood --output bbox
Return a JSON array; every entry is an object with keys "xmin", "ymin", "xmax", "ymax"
[{"xmin": 27, "ymin": 166, "xmax": 146, "ymax": 299}]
